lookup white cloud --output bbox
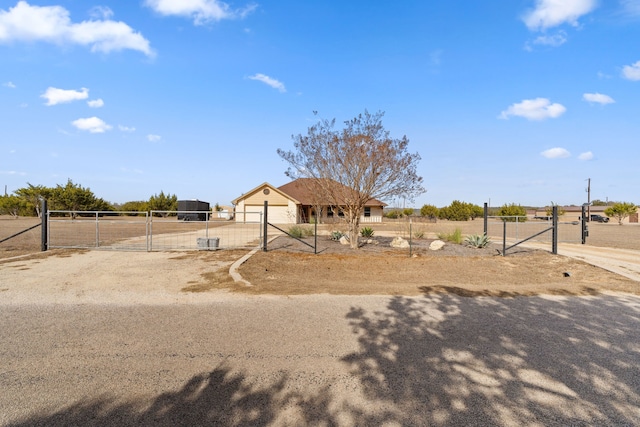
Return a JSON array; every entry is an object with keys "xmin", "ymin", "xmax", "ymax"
[
  {"xmin": 71, "ymin": 116, "xmax": 112, "ymax": 133},
  {"xmin": 147, "ymin": 134, "xmax": 161, "ymax": 142},
  {"xmin": 119, "ymin": 125, "xmax": 136, "ymax": 132},
  {"xmin": 89, "ymin": 6, "xmax": 114, "ymax": 20},
  {"xmin": 248, "ymin": 73, "xmax": 286, "ymax": 93},
  {"xmin": 0, "ymin": 1, "xmax": 153, "ymax": 56},
  {"xmin": 3, "ymin": 81, "xmax": 16, "ymax": 88},
  {"xmin": 41, "ymin": 87, "xmax": 88, "ymax": 106},
  {"xmin": 541, "ymin": 147, "xmax": 571, "ymax": 159},
  {"xmin": 583, "ymin": 92, "xmax": 615, "ymax": 104},
  {"xmin": 87, "ymin": 98, "xmax": 104, "ymax": 108},
  {"xmin": 499, "ymin": 98, "xmax": 566, "ymax": 121},
  {"xmin": 622, "ymin": 60, "xmax": 640, "ymax": 80},
  {"xmin": 144, "ymin": 0, "xmax": 257, "ymax": 25},
  {"xmin": 532, "ymin": 31, "xmax": 567, "ymax": 47},
  {"xmin": 523, "ymin": 0, "xmax": 597, "ymax": 31},
  {"xmin": 578, "ymin": 151, "xmax": 594, "ymax": 160}
]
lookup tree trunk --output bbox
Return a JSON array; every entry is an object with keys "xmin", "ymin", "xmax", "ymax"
[{"xmin": 348, "ymin": 212, "xmax": 360, "ymax": 249}]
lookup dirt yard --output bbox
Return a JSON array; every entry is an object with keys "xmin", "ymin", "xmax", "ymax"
[{"xmin": 2, "ymin": 216, "xmax": 639, "ymax": 299}]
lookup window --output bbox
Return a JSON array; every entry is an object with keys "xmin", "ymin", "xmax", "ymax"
[
  {"xmin": 327, "ymin": 207, "xmax": 334, "ymax": 218},
  {"xmin": 364, "ymin": 207, "xmax": 371, "ymax": 217}
]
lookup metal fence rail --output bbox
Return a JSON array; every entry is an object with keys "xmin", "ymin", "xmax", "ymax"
[{"xmin": 485, "ymin": 216, "xmax": 581, "ymax": 244}]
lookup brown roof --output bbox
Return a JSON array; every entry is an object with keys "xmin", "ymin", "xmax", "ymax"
[{"xmin": 277, "ymin": 178, "xmax": 386, "ymax": 207}]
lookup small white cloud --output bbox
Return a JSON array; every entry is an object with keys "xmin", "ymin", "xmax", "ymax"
[
  {"xmin": 583, "ymin": 93, "xmax": 615, "ymax": 105},
  {"xmin": 578, "ymin": 151, "xmax": 594, "ymax": 160},
  {"xmin": 532, "ymin": 31, "xmax": 567, "ymax": 47},
  {"xmin": 87, "ymin": 98, "xmax": 104, "ymax": 108},
  {"xmin": 541, "ymin": 147, "xmax": 571, "ymax": 159},
  {"xmin": 0, "ymin": 1, "xmax": 153, "ymax": 57},
  {"xmin": 0, "ymin": 170, "xmax": 27, "ymax": 176},
  {"xmin": 144, "ymin": 0, "xmax": 257, "ymax": 25},
  {"xmin": 41, "ymin": 87, "xmax": 89, "ymax": 106},
  {"xmin": 248, "ymin": 73, "xmax": 286, "ymax": 93},
  {"xmin": 622, "ymin": 60, "xmax": 640, "ymax": 80},
  {"xmin": 119, "ymin": 125, "xmax": 136, "ymax": 132},
  {"xmin": 147, "ymin": 134, "xmax": 161, "ymax": 142},
  {"xmin": 499, "ymin": 98, "xmax": 566, "ymax": 121},
  {"xmin": 523, "ymin": 0, "xmax": 597, "ymax": 31},
  {"xmin": 72, "ymin": 116, "xmax": 112, "ymax": 133},
  {"xmin": 3, "ymin": 81, "xmax": 16, "ymax": 88}
]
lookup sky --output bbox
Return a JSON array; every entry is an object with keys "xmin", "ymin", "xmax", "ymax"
[{"xmin": 1, "ymin": 0, "xmax": 639, "ymax": 209}]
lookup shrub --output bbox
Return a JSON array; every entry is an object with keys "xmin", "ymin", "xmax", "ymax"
[
  {"xmin": 384, "ymin": 210, "xmax": 402, "ymax": 219},
  {"xmin": 465, "ymin": 233, "xmax": 491, "ymax": 248},
  {"xmin": 413, "ymin": 230, "xmax": 425, "ymax": 239},
  {"xmin": 403, "ymin": 208, "xmax": 415, "ymax": 217},
  {"xmin": 360, "ymin": 227, "xmax": 374, "ymax": 238},
  {"xmin": 496, "ymin": 203, "xmax": 527, "ymax": 222},
  {"xmin": 288, "ymin": 225, "xmax": 314, "ymax": 238},
  {"xmin": 420, "ymin": 204, "xmax": 439, "ymax": 219},
  {"xmin": 437, "ymin": 228, "xmax": 463, "ymax": 244},
  {"xmin": 330, "ymin": 231, "xmax": 345, "ymax": 241}
]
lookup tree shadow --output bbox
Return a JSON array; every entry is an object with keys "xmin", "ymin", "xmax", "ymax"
[
  {"xmin": 8, "ymin": 365, "xmax": 293, "ymax": 427},
  {"xmin": 341, "ymin": 294, "xmax": 640, "ymax": 425}
]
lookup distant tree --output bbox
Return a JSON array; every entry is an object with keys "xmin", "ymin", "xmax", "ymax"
[
  {"xmin": 120, "ymin": 201, "xmax": 149, "ymax": 216},
  {"xmin": 591, "ymin": 199, "xmax": 609, "ymax": 206},
  {"xmin": 402, "ymin": 208, "xmax": 415, "ymax": 217},
  {"xmin": 15, "ymin": 183, "xmax": 51, "ymax": 217},
  {"xmin": 438, "ymin": 200, "xmax": 471, "ymax": 221},
  {"xmin": 148, "ymin": 191, "xmax": 177, "ymax": 216},
  {"xmin": 496, "ymin": 203, "xmax": 527, "ymax": 222},
  {"xmin": 420, "ymin": 204, "xmax": 439, "ymax": 219},
  {"xmin": 49, "ymin": 179, "xmax": 111, "ymax": 217},
  {"xmin": 467, "ymin": 203, "xmax": 484, "ymax": 220},
  {"xmin": 545, "ymin": 203, "xmax": 566, "ymax": 217},
  {"xmin": 0, "ymin": 194, "xmax": 27, "ymax": 218},
  {"xmin": 278, "ymin": 110, "xmax": 424, "ymax": 249},
  {"xmin": 604, "ymin": 202, "xmax": 637, "ymax": 225}
]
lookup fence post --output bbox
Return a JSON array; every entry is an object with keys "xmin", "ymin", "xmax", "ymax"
[
  {"xmin": 483, "ymin": 203, "xmax": 488, "ymax": 236},
  {"xmin": 314, "ymin": 217, "xmax": 317, "ymax": 255},
  {"xmin": 581, "ymin": 204, "xmax": 588, "ymax": 245},
  {"xmin": 552, "ymin": 205, "xmax": 558, "ymax": 254},
  {"xmin": 502, "ymin": 220, "xmax": 506, "ymax": 256},
  {"xmin": 41, "ymin": 199, "xmax": 48, "ymax": 252},
  {"xmin": 262, "ymin": 200, "xmax": 268, "ymax": 252}
]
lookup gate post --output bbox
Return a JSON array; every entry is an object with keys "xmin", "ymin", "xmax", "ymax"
[
  {"xmin": 581, "ymin": 204, "xmax": 588, "ymax": 244},
  {"xmin": 483, "ymin": 203, "xmax": 488, "ymax": 235},
  {"xmin": 41, "ymin": 199, "xmax": 48, "ymax": 252},
  {"xmin": 552, "ymin": 205, "xmax": 558, "ymax": 255},
  {"xmin": 262, "ymin": 200, "xmax": 268, "ymax": 252}
]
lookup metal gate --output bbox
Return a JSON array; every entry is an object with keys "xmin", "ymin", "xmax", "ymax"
[{"xmin": 47, "ymin": 210, "xmax": 263, "ymax": 251}]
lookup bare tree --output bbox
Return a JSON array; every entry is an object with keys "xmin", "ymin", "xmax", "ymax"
[{"xmin": 278, "ymin": 110, "xmax": 425, "ymax": 248}]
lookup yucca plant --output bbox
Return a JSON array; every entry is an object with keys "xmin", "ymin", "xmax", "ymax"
[
  {"xmin": 465, "ymin": 233, "xmax": 491, "ymax": 248},
  {"xmin": 360, "ymin": 227, "xmax": 374, "ymax": 238},
  {"xmin": 330, "ymin": 231, "xmax": 345, "ymax": 241}
]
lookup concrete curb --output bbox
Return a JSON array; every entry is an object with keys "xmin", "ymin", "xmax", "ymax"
[{"xmin": 229, "ymin": 236, "xmax": 282, "ymax": 286}]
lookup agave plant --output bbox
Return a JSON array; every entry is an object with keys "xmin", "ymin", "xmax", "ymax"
[
  {"xmin": 360, "ymin": 226, "xmax": 375, "ymax": 238},
  {"xmin": 465, "ymin": 233, "xmax": 491, "ymax": 248}
]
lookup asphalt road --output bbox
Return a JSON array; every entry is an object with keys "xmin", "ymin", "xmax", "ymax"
[{"xmin": 2, "ymin": 294, "xmax": 640, "ymax": 426}]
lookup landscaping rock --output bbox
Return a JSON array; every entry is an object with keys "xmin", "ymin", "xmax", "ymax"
[
  {"xmin": 390, "ymin": 237, "xmax": 410, "ymax": 249},
  {"xmin": 339, "ymin": 236, "xmax": 350, "ymax": 245},
  {"xmin": 429, "ymin": 240, "xmax": 446, "ymax": 251}
]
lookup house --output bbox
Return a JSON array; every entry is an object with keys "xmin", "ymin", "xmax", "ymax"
[{"xmin": 232, "ymin": 178, "xmax": 387, "ymax": 224}]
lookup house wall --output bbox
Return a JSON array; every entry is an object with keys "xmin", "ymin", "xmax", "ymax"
[
  {"xmin": 305, "ymin": 205, "xmax": 383, "ymax": 224},
  {"xmin": 234, "ymin": 186, "xmax": 298, "ymax": 224}
]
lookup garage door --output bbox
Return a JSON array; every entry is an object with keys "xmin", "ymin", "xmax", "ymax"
[{"xmin": 244, "ymin": 205, "xmax": 294, "ymax": 224}]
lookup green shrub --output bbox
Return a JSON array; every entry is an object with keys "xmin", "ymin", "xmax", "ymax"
[
  {"xmin": 330, "ymin": 231, "xmax": 345, "ymax": 241},
  {"xmin": 437, "ymin": 228, "xmax": 463, "ymax": 244},
  {"xmin": 420, "ymin": 204, "xmax": 439, "ymax": 219},
  {"xmin": 360, "ymin": 227, "xmax": 375, "ymax": 238},
  {"xmin": 413, "ymin": 230, "xmax": 425, "ymax": 239},
  {"xmin": 496, "ymin": 203, "xmax": 527, "ymax": 222},
  {"xmin": 465, "ymin": 233, "xmax": 491, "ymax": 248},
  {"xmin": 288, "ymin": 225, "xmax": 313, "ymax": 238}
]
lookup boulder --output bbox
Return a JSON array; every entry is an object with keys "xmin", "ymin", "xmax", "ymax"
[
  {"xmin": 339, "ymin": 236, "xmax": 350, "ymax": 245},
  {"xmin": 429, "ymin": 240, "xmax": 446, "ymax": 251},
  {"xmin": 390, "ymin": 237, "xmax": 410, "ymax": 249}
]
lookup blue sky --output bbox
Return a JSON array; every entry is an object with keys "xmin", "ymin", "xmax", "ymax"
[{"xmin": 1, "ymin": 0, "xmax": 639, "ymax": 209}]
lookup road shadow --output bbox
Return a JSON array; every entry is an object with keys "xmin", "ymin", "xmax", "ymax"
[{"xmin": 340, "ymin": 294, "xmax": 640, "ymax": 425}]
